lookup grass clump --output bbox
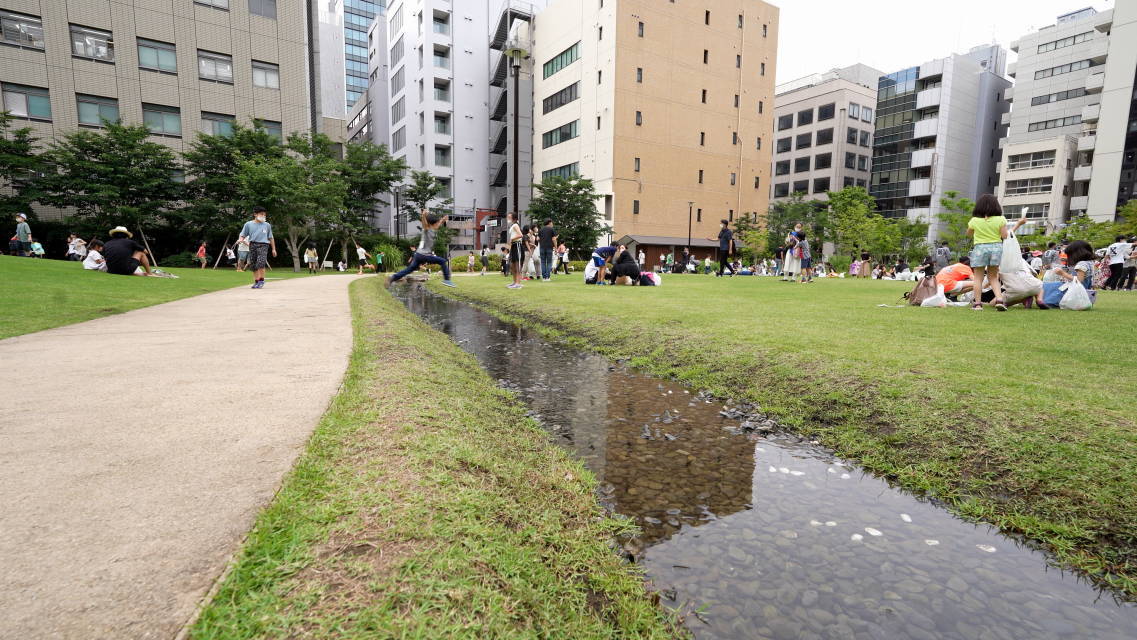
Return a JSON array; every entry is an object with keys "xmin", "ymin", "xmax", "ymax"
[
  {"xmin": 432, "ymin": 274, "xmax": 1137, "ymax": 598},
  {"xmin": 190, "ymin": 279, "xmax": 676, "ymax": 639}
]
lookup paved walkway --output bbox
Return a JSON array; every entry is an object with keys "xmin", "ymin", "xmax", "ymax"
[{"xmin": 0, "ymin": 275, "xmax": 363, "ymax": 639}]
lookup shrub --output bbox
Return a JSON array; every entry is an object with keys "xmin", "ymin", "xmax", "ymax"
[{"xmin": 163, "ymin": 251, "xmax": 198, "ymax": 268}]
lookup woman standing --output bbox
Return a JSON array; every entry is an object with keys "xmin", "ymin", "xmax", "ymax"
[
  {"xmin": 507, "ymin": 212, "xmax": 524, "ymax": 289},
  {"xmin": 966, "ymin": 194, "xmax": 1009, "ymax": 311},
  {"xmin": 857, "ymin": 252, "xmax": 872, "ymax": 278}
]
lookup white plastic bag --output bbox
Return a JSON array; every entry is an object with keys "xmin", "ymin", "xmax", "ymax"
[
  {"xmin": 1000, "ymin": 232, "xmax": 1024, "ymax": 273},
  {"xmin": 921, "ymin": 284, "xmax": 948, "ymax": 308},
  {"xmin": 1001, "ymin": 268, "xmax": 1042, "ymax": 305},
  {"xmin": 583, "ymin": 261, "xmax": 599, "ymax": 283},
  {"xmin": 1059, "ymin": 280, "xmax": 1093, "ymax": 310}
]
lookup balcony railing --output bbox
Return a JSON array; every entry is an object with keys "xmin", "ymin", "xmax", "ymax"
[
  {"xmin": 433, "ymin": 55, "xmax": 450, "ymax": 69},
  {"xmin": 434, "ymin": 88, "xmax": 450, "ymax": 102},
  {"xmin": 432, "ymin": 22, "xmax": 450, "ymax": 35}
]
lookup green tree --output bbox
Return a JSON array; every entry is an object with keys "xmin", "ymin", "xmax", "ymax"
[
  {"xmin": 39, "ymin": 121, "xmax": 182, "ymax": 231},
  {"xmin": 400, "ymin": 169, "xmax": 452, "ymax": 222},
  {"xmin": 236, "ymin": 132, "xmax": 346, "ymax": 271},
  {"xmin": 765, "ymin": 194, "xmax": 817, "ymax": 256},
  {"xmin": 527, "ymin": 175, "xmax": 609, "ymax": 258},
  {"xmin": 938, "ymin": 191, "xmax": 974, "ymax": 257},
  {"xmin": 338, "ymin": 140, "xmax": 406, "ymax": 259},
  {"xmin": 180, "ymin": 122, "xmax": 283, "ymax": 236},
  {"xmin": 828, "ymin": 186, "xmax": 878, "ymax": 256},
  {"xmin": 894, "ymin": 217, "xmax": 931, "ymax": 264},
  {"xmin": 0, "ymin": 112, "xmax": 44, "ymax": 219},
  {"xmin": 1058, "ymin": 214, "xmax": 1120, "ymax": 248},
  {"xmin": 733, "ymin": 213, "xmax": 765, "ymax": 261}
]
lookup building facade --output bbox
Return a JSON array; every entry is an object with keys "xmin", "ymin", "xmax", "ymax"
[
  {"xmin": 0, "ymin": 0, "xmax": 329, "ymax": 220},
  {"xmin": 342, "ymin": 0, "xmax": 382, "ymax": 109},
  {"xmin": 999, "ymin": 8, "xmax": 1109, "ymax": 229},
  {"xmin": 345, "ymin": 6, "xmax": 392, "ymax": 230},
  {"xmin": 771, "ymin": 64, "xmax": 882, "ymax": 203},
  {"xmin": 530, "ymin": 0, "xmax": 778, "ymax": 247},
  {"xmin": 1085, "ymin": 4, "xmax": 1137, "ymax": 220},
  {"xmin": 870, "ymin": 45, "xmax": 1011, "ymax": 238}
]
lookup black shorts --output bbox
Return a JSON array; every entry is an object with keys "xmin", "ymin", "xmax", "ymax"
[
  {"xmin": 107, "ymin": 258, "xmax": 140, "ymax": 276},
  {"xmin": 509, "ymin": 242, "xmax": 523, "ymax": 263},
  {"xmin": 248, "ymin": 242, "xmax": 270, "ymax": 270}
]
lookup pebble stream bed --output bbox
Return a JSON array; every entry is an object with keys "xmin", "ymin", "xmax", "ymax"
[{"xmin": 397, "ymin": 286, "xmax": 1136, "ymax": 639}]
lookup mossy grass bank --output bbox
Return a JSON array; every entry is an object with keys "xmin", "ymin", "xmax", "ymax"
[
  {"xmin": 431, "ymin": 274, "xmax": 1137, "ymax": 598},
  {"xmin": 190, "ymin": 279, "xmax": 676, "ymax": 639}
]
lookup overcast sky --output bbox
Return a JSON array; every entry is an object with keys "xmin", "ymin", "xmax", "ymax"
[{"xmin": 774, "ymin": 0, "xmax": 1115, "ymax": 84}]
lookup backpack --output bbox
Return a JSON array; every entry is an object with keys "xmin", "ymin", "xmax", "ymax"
[{"xmin": 903, "ymin": 276, "xmax": 938, "ymax": 306}]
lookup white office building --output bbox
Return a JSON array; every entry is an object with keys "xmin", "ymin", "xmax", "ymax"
[
  {"xmin": 1085, "ymin": 4, "xmax": 1137, "ymax": 220},
  {"xmin": 870, "ymin": 45, "xmax": 1011, "ymax": 239},
  {"xmin": 771, "ymin": 64, "xmax": 882, "ymax": 202}
]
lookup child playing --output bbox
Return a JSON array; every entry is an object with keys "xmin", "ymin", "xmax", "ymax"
[
  {"xmin": 796, "ymin": 231, "xmax": 813, "ymax": 283},
  {"xmin": 385, "ymin": 210, "xmax": 457, "ymax": 288},
  {"xmin": 304, "ymin": 244, "xmax": 319, "ymax": 274},
  {"xmin": 82, "ymin": 240, "xmax": 107, "ymax": 271}
]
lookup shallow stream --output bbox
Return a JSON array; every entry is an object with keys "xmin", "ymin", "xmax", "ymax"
[{"xmin": 396, "ymin": 286, "xmax": 1136, "ymax": 639}]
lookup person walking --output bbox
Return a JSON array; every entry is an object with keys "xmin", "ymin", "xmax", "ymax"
[
  {"xmin": 506, "ymin": 212, "xmax": 524, "ymax": 289},
  {"xmin": 235, "ymin": 236, "xmax": 250, "ymax": 272},
  {"xmin": 638, "ymin": 248, "xmax": 647, "ymax": 271},
  {"xmin": 1120, "ymin": 239, "xmax": 1137, "ymax": 291},
  {"xmin": 965, "ymin": 194, "xmax": 1010, "ymax": 311},
  {"xmin": 501, "ymin": 246, "xmax": 510, "ymax": 277},
  {"xmin": 304, "ymin": 244, "xmax": 319, "ymax": 274},
  {"xmin": 480, "ymin": 246, "xmax": 488, "ymax": 275},
  {"xmin": 708, "ymin": 219, "xmax": 737, "ymax": 277},
  {"xmin": 538, "ymin": 218, "xmax": 558, "ymax": 281},
  {"xmin": 557, "ymin": 243, "xmax": 570, "ymax": 274},
  {"xmin": 1103, "ymin": 235, "xmax": 1132, "ymax": 290},
  {"xmin": 934, "ymin": 241, "xmax": 951, "ymax": 272},
  {"xmin": 467, "ymin": 252, "xmax": 476, "ymax": 273},
  {"xmin": 13, "ymin": 213, "xmax": 31, "ymax": 256},
  {"xmin": 355, "ymin": 243, "xmax": 373, "ymax": 274},
  {"xmin": 385, "ymin": 210, "xmax": 456, "ymax": 288},
  {"xmin": 238, "ymin": 206, "xmax": 277, "ymax": 289},
  {"xmin": 797, "ymin": 231, "xmax": 813, "ymax": 283},
  {"xmin": 196, "ymin": 241, "xmax": 208, "ymax": 269}
]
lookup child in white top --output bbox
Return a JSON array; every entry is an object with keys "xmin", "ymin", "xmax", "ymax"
[{"xmin": 83, "ymin": 240, "xmax": 107, "ymax": 271}]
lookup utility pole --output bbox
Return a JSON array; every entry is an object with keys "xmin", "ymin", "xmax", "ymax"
[
  {"xmin": 511, "ymin": 56, "xmax": 521, "ymax": 225},
  {"xmin": 687, "ymin": 201, "xmax": 694, "ymax": 254}
]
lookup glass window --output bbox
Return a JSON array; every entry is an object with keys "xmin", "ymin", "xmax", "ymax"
[
  {"xmin": 857, "ymin": 155, "xmax": 869, "ymax": 171},
  {"xmin": 260, "ymin": 119, "xmax": 282, "ymax": 140},
  {"xmin": 434, "ymin": 146, "xmax": 451, "ymax": 167},
  {"xmin": 1034, "ymin": 59, "xmax": 1096, "ymax": 80},
  {"xmin": 776, "ymin": 137, "xmax": 791, "ymax": 153},
  {"xmin": 777, "ymin": 114, "xmax": 793, "ymax": 131},
  {"xmin": 70, "ymin": 25, "xmax": 114, "ymax": 61},
  {"xmin": 813, "ymin": 177, "xmax": 830, "ymax": 193},
  {"xmin": 638, "ymin": 21, "xmax": 644, "ymax": 37},
  {"xmin": 856, "ymin": 178, "xmax": 866, "ymax": 188},
  {"xmin": 818, "ymin": 103, "xmax": 835, "ymax": 120},
  {"xmin": 635, "ymin": 110, "xmax": 642, "ymax": 125},
  {"xmin": 249, "ymin": 0, "xmax": 276, "ymax": 19},
  {"xmin": 0, "ymin": 10, "xmax": 44, "ymax": 49},
  {"xmin": 202, "ymin": 112, "xmax": 235, "ymax": 136},
  {"xmin": 194, "ymin": 0, "xmax": 230, "ymax": 9},
  {"xmin": 391, "ymin": 97, "xmax": 405, "ymax": 123},
  {"xmin": 815, "ymin": 152, "xmax": 832, "ymax": 169},
  {"xmin": 543, "ymin": 42, "xmax": 580, "ymax": 78},
  {"xmin": 138, "ymin": 39, "xmax": 177, "ymax": 72},
  {"xmin": 1027, "ymin": 115, "xmax": 1082, "ymax": 132},
  {"xmin": 847, "ymin": 127, "xmax": 858, "ymax": 144},
  {"xmin": 849, "ymin": 103, "xmax": 860, "ymax": 119},
  {"xmin": 542, "ymin": 82, "xmax": 579, "ymax": 114},
  {"xmin": 844, "ymin": 152, "xmax": 856, "ymax": 169},
  {"xmin": 542, "ymin": 162, "xmax": 579, "ymax": 181},
  {"xmin": 796, "ymin": 132, "xmax": 811, "ymax": 149},
  {"xmin": 774, "ymin": 160, "xmax": 790, "ymax": 175},
  {"xmin": 797, "ymin": 109, "xmax": 813, "ymax": 126},
  {"xmin": 816, "ymin": 128, "xmax": 833, "ymax": 145},
  {"xmin": 142, "ymin": 104, "xmax": 181, "ymax": 136},
  {"xmin": 1, "ymin": 83, "xmax": 51, "ymax": 120},
  {"xmin": 252, "ymin": 61, "xmax": 280, "ymax": 89},
  {"xmin": 793, "ymin": 180, "xmax": 808, "ymax": 194},
  {"xmin": 860, "ymin": 130, "xmax": 871, "ymax": 147},
  {"xmin": 390, "ymin": 36, "xmax": 404, "ymax": 65},
  {"xmin": 773, "ymin": 182, "xmax": 790, "ymax": 197},
  {"xmin": 1037, "ymin": 32, "xmax": 1092, "ymax": 54},
  {"xmin": 756, "ymin": 137, "xmax": 762, "ymax": 150},
  {"xmin": 1031, "ymin": 88, "xmax": 1087, "ymax": 106},
  {"xmin": 390, "ymin": 67, "xmax": 404, "ymax": 94},
  {"xmin": 843, "ymin": 176, "xmax": 855, "ymax": 188},
  {"xmin": 636, "ymin": 67, "xmax": 643, "ymax": 83},
  {"xmin": 542, "ymin": 120, "xmax": 579, "ymax": 148},
  {"xmin": 76, "ymin": 94, "xmax": 118, "ymax": 126},
  {"xmin": 392, "ymin": 126, "xmax": 405, "ymax": 151},
  {"xmin": 862, "ymin": 107, "xmax": 873, "ymax": 122},
  {"xmin": 730, "ymin": 173, "xmax": 736, "ymax": 186},
  {"xmin": 633, "ymin": 200, "xmax": 640, "ymax": 214},
  {"xmin": 1003, "ymin": 177, "xmax": 1054, "ymax": 195},
  {"xmin": 198, "ymin": 50, "xmax": 233, "ymax": 83},
  {"xmin": 794, "ymin": 157, "xmax": 810, "ymax": 173}
]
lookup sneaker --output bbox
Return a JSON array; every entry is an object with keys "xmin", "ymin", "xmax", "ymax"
[
  {"xmin": 441, "ymin": 280, "xmax": 456, "ymax": 288},
  {"xmin": 251, "ymin": 282, "xmax": 259, "ymax": 289},
  {"xmin": 507, "ymin": 283, "xmax": 521, "ymax": 289}
]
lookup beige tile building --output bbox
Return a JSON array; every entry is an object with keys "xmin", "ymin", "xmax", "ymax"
[
  {"xmin": 530, "ymin": 0, "xmax": 778, "ymax": 248},
  {"xmin": 771, "ymin": 64, "xmax": 882, "ymax": 203},
  {"xmin": 0, "ymin": 0, "xmax": 322, "ymax": 218}
]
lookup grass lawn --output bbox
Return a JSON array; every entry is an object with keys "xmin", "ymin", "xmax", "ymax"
[
  {"xmin": 0, "ymin": 256, "xmax": 327, "ymax": 339},
  {"xmin": 432, "ymin": 273, "xmax": 1137, "ymax": 597},
  {"xmin": 190, "ymin": 279, "xmax": 675, "ymax": 639}
]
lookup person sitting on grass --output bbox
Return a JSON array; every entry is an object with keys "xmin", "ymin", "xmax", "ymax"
[
  {"xmin": 385, "ymin": 210, "xmax": 456, "ymax": 288},
  {"xmin": 28, "ymin": 236, "xmax": 45, "ymax": 258},
  {"xmin": 82, "ymin": 239, "xmax": 106, "ymax": 271},
  {"xmin": 589, "ymin": 245, "xmax": 619, "ymax": 285},
  {"xmin": 103, "ymin": 226, "xmax": 153, "ymax": 276},
  {"xmin": 936, "ymin": 256, "xmax": 974, "ymax": 300},
  {"xmin": 610, "ymin": 245, "xmax": 641, "ymax": 284}
]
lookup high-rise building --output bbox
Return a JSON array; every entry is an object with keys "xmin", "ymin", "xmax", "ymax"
[
  {"xmin": 0, "ymin": 0, "xmax": 335, "ymax": 220},
  {"xmin": 869, "ymin": 45, "xmax": 1011, "ymax": 238},
  {"xmin": 530, "ymin": 0, "xmax": 778, "ymax": 255},
  {"xmin": 771, "ymin": 64, "xmax": 882, "ymax": 203},
  {"xmin": 343, "ymin": 0, "xmax": 384, "ymax": 109},
  {"xmin": 345, "ymin": 7, "xmax": 392, "ymax": 230},
  {"xmin": 1085, "ymin": 4, "xmax": 1137, "ymax": 220},
  {"xmin": 999, "ymin": 8, "xmax": 1109, "ymax": 229}
]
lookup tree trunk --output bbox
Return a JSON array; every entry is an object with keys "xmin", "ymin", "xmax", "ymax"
[{"xmin": 286, "ymin": 226, "xmax": 307, "ymax": 272}]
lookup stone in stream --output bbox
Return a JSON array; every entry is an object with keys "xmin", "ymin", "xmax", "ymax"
[
  {"xmin": 864, "ymin": 527, "xmax": 883, "ymax": 537},
  {"xmin": 851, "ymin": 534, "xmax": 864, "ymax": 542},
  {"xmin": 976, "ymin": 544, "xmax": 997, "ymax": 553},
  {"xmin": 924, "ymin": 539, "xmax": 940, "ymax": 546},
  {"xmin": 900, "ymin": 513, "xmax": 913, "ymax": 523}
]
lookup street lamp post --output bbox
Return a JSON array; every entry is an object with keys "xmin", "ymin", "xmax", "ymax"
[{"xmin": 687, "ymin": 201, "xmax": 694, "ymax": 254}]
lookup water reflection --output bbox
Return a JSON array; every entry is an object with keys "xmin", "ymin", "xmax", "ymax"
[{"xmin": 397, "ymin": 286, "xmax": 1137, "ymax": 640}]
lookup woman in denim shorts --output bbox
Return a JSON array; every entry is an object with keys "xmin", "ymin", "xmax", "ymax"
[{"xmin": 966, "ymin": 194, "xmax": 1009, "ymax": 311}]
